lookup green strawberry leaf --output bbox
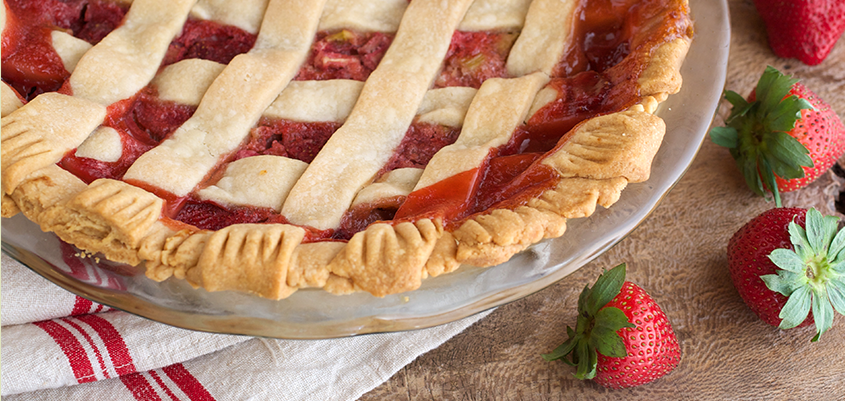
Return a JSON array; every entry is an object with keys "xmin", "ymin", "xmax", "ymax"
[
  {"xmin": 710, "ymin": 126, "xmax": 739, "ymax": 148},
  {"xmin": 577, "ymin": 283, "xmax": 590, "ymax": 315},
  {"xmin": 711, "ymin": 67, "xmax": 815, "ymax": 207},
  {"xmin": 765, "ymin": 96, "xmax": 813, "ymax": 133},
  {"xmin": 778, "ymin": 285, "xmax": 812, "ymax": 330},
  {"xmin": 724, "ymin": 90, "xmax": 749, "ymax": 110},
  {"xmin": 762, "ymin": 131, "xmax": 813, "ymax": 178},
  {"xmin": 739, "ymin": 157, "xmax": 765, "ymax": 197},
  {"xmin": 762, "ymin": 270, "xmax": 806, "ymax": 296},
  {"xmin": 828, "ymin": 228, "xmax": 845, "ymax": 264},
  {"xmin": 805, "ymin": 208, "xmax": 832, "ymax": 255},
  {"xmin": 768, "ymin": 248, "xmax": 806, "ymax": 273},
  {"xmin": 590, "ymin": 306, "xmax": 634, "ymax": 358},
  {"xmin": 827, "ymin": 280, "xmax": 845, "ymax": 315},
  {"xmin": 756, "ymin": 66, "xmax": 799, "ymax": 113},
  {"xmin": 788, "ymin": 220, "xmax": 812, "ymax": 260},
  {"xmin": 811, "ymin": 288, "xmax": 834, "ymax": 342},
  {"xmin": 724, "ymin": 90, "xmax": 756, "ymax": 126},
  {"xmin": 584, "ymin": 263, "xmax": 626, "ymax": 316},
  {"xmin": 574, "ymin": 340, "xmax": 597, "ymax": 380},
  {"xmin": 759, "ymin": 157, "xmax": 782, "ymax": 207},
  {"xmin": 543, "ymin": 264, "xmax": 633, "ymax": 380},
  {"xmin": 542, "ymin": 331, "xmax": 579, "ymax": 361}
]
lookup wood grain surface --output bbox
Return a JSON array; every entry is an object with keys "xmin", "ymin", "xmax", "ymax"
[{"xmin": 362, "ymin": 0, "xmax": 845, "ymax": 399}]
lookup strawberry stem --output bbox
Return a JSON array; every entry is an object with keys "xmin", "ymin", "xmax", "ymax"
[
  {"xmin": 542, "ymin": 264, "xmax": 634, "ymax": 378},
  {"xmin": 761, "ymin": 208, "xmax": 845, "ymax": 342},
  {"xmin": 709, "ymin": 66, "xmax": 814, "ymax": 205}
]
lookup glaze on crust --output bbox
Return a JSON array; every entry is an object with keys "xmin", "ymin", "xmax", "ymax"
[{"xmin": 1, "ymin": 0, "xmax": 693, "ymax": 299}]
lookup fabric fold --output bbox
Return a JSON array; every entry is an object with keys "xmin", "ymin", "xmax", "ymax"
[{"xmin": 1, "ymin": 253, "xmax": 488, "ymax": 400}]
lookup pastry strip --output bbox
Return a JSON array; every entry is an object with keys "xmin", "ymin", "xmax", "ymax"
[
  {"xmin": 68, "ymin": 0, "xmax": 197, "ymax": 105},
  {"xmin": 282, "ymin": 0, "xmax": 475, "ymax": 230},
  {"xmin": 415, "ymin": 72, "xmax": 549, "ymax": 189},
  {"xmin": 1, "ymin": 82, "xmax": 23, "ymax": 117},
  {"xmin": 50, "ymin": 31, "xmax": 93, "ymax": 74},
  {"xmin": 459, "ymin": 0, "xmax": 533, "ymax": 32},
  {"xmin": 190, "ymin": 0, "xmax": 270, "ymax": 34},
  {"xmin": 124, "ymin": 0, "xmax": 329, "ymax": 197},
  {"xmin": 318, "ymin": 0, "xmax": 408, "ymax": 33},
  {"xmin": 506, "ymin": 0, "xmax": 579, "ymax": 77},
  {"xmin": 197, "ymin": 155, "xmax": 308, "ymax": 211},
  {"xmin": 1, "ymin": 94, "xmax": 106, "ymax": 194}
]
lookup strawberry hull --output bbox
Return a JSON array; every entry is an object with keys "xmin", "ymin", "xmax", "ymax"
[
  {"xmin": 727, "ymin": 208, "xmax": 811, "ymax": 327},
  {"xmin": 594, "ymin": 282, "xmax": 681, "ymax": 389}
]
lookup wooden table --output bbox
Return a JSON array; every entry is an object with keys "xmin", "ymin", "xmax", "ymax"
[{"xmin": 363, "ymin": 0, "xmax": 845, "ymax": 399}]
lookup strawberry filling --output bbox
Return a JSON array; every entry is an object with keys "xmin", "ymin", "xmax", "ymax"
[
  {"xmin": 235, "ymin": 119, "xmax": 341, "ymax": 164},
  {"xmin": 174, "ymin": 200, "xmax": 284, "ymax": 232},
  {"xmin": 162, "ymin": 19, "xmax": 257, "ymax": 67},
  {"xmin": 435, "ymin": 31, "xmax": 516, "ymax": 89},
  {"xmin": 59, "ymin": 88, "xmax": 196, "ymax": 183},
  {"xmin": 1, "ymin": 0, "xmax": 127, "ymax": 99},
  {"xmin": 295, "ymin": 30, "xmax": 394, "ymax": 81}
]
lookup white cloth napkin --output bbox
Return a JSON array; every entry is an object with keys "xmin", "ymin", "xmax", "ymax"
[{"xmin": 1, "ymin": 253, "xmax": 489, "ymax": 400}]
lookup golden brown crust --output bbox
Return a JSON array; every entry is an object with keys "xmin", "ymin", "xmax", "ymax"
[
  {"xmin": 451, "ymin": 101, "xmax": 665, "ymax": 267},
  {"xmin": 8, "ymin": 165, "xmax": 88, "ymax": 222},
  {"xmin": 1, "ymin": 94, "xmax": 106, "ymax": 194},
  {"xmin": 187, "ymin": 224, "xmax": 306, "ymax": 299},
  {"xmin": 288, "ymin": 242, "xmax": 343, "ymax": 289},
  {"xmin": 326, "ymin": 219, "xmax": 442, "ymax": 297},
  {"xmin": 639, "ymin": 37, "xmax": 693, "ymax": 99},
  {"xmin": 542, "ymin": 108, "xmax": 666, "ymax": 183},
  {"xmin": 453, "ymin": 206, "xmax": 567, "ymax": 267},
  {"xmin": 39, "ymin": 179, "xmax": 164, "ymax": 265},
  {"xmin": 425, "ymin": 231, "xmax": 460, "ymax": 278},
  {"xmin": 2, "ymin": 195, "xmax": 20, "ymax": 217}
]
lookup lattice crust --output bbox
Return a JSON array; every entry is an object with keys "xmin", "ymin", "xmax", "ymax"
[{"xmin": 1, "ymin": 0, "xmax": 693, "ymax": 299}]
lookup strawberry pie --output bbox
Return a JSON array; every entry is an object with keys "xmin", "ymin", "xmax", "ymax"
[{"xmin": 1, "ymin": 0, "xmax": 693, "ymax": 299}]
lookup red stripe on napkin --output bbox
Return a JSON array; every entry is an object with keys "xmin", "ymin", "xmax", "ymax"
[
  {"xmin": 121, "ymin": 373, "xmax": 162, "ymax": 401},
  {"xmin": 61, "ymin": 318, "xmax": 112, "ymax": 379},
  {"xmin": 162, "ymin": 364, "xmax": 215, "ymax": 401},
  {"xmin": 76, "ymin": 313, "xmax": 137, "ymax": 375},
  {"xmin": 33, "ymin": 320, "xmax": 97, "ymax": 384},
  {"xmin": 149, "ymin": 370, "xmax": 180, "ymax": 401},
  {"xmin": 72, "ymin": 297, "xmax": 94, "ymax": 316}
]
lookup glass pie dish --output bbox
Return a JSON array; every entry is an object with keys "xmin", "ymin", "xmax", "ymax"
[{"xmin": 1, "ymin": 0, "xmax": 729, "ymax": 339}]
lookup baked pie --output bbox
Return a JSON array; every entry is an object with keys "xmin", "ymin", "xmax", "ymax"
[{"xmin": 1, "ymin": 0, "xmax": 693, "ymax": 299}]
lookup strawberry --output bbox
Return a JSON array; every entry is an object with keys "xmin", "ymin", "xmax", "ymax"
[
  {"xmin": 752, "ymin": 0, "xmax": 845, "ymax": 65},
  {"xmin": 710, "ymin": 66, "xmax": 845, "ymax": 207},
  {"xmin": 542, "ymin": 263, "xmax": 681, "ymax": 389},
  {"xmin": 728, "ymin": 207, "xmax": 845, "ymax": 341}
]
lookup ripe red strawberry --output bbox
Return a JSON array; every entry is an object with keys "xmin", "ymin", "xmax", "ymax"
[
  {"xmin": 710, "ymin": 67, "xmax": 845, "ymax": 207},
  {"xmin": 542, "ymin": 264, "xmax": 681, "ymax": 389},
  {"xmin": 728, "ymin": 207, "xmax": 845, "ymax": 341},
  {"xmin": 752, "ymin": 0, "xmax": 845, "ymax": 65}
]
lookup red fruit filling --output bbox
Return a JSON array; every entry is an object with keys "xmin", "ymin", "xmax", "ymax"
[
  {"xmin": 435, "ymin": 31, "xmax": 516, "ymax": 89},
  {"xmin": 162, "ymin": 19, "xmax": 257, "ymax": 67},
  {"xmin": 295, "ymin": 30, "xmax": 394, "ymax": 81},
  {"xmin": 1, "ymin": 0, "xmax": 127, "ymax": 99},
  {"xmin": 59, "ymin": 87, "xmax": 196, "ymax": 183},
  {"xmin": 235, "ymin": 119, "xmax": 342, "ymax": 164}
]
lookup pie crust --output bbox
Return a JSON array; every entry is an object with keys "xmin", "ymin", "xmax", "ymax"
[{"xmin": 1, "ymin": 0, "xmax": 693, "ymax": 299}]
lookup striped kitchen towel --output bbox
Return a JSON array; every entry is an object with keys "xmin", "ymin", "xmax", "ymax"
[{"xmin": 1, "ymin": 253, "xmax": 489, "ymax": 400}]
